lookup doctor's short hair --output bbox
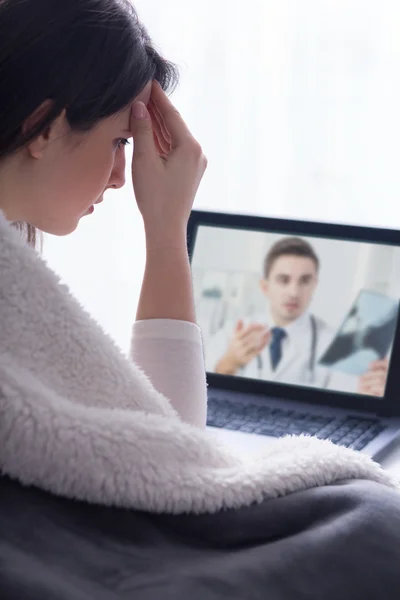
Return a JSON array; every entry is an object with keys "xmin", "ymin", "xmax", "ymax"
[{"xmin": 263, "ymin": 237, "xmax": 320, "ymax": 278}]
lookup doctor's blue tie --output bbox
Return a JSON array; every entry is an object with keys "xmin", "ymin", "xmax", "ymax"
[{"xmin": 270, "ymin": 327, "xmax": 287, "ymax": 370}]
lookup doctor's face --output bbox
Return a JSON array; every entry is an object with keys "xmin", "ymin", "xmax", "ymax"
[{"xmin": 260, "ymin": 255, "xmax": 318, "ymax": 326}]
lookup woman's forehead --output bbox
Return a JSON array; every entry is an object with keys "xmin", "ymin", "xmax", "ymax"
[
  {"xmin": 107, "ymin": 80, "xmax": 153, "ymax": 129},
  {"xmin": 135, "ymin": 81, "xmax": 152, "ymax": 106}
]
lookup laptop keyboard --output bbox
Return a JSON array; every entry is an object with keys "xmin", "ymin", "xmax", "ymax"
[{"xmin": 207, "ymin": 395, "xmax": 385, "ymax": 451}]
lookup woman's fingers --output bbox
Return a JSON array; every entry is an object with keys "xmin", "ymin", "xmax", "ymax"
[
  {"xmin": 148, "ymin": 101, "xmax": 170, "ymax": 155},
  {"xmin": 150, "ymin": 80, "xmax": 193, "ymax": 149},
  {"xmin": 152, "ymin": 129, "xmax": 166, "ymax": 157},
  {"xmin": 149, "ymin": 97, "xmax": 172, "ymax": 145},
  {"xmin": 130, "ymin": 101, "xmax": 158, "ymax": 160},
  {"xmin": 130, "ymin": 80, "xmax": 207, "ymax": 241},
  {"xmin": 148, "ymin": 105, "xmax": 168, "ymax": 155}
]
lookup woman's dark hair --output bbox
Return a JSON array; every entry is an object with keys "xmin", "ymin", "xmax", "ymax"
[
  {"xmin": 263, "ymin": 237, "xmax": 320, "ymax": 278},
  {"xmin": 0, "ymin": 0, "xmax": 179, "ymax": 248}
]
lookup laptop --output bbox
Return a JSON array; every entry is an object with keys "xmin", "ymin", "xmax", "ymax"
[{"xmin": 187, "ymin": 209, "xmax": 400, "ymax": 461}]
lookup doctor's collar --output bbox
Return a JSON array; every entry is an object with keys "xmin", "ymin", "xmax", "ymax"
[{"xmin": 267, "ymin": 309, "xmax": 311, "ymax": 339}]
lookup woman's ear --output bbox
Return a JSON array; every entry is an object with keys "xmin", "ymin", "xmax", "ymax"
[{"xmin": 23, "ymin": 101, "xmax": 67, "ymax": 159}]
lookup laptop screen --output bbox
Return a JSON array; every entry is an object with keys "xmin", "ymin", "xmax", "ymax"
[{"xmin": 191, "ymin": 221, "xmax": 400, "ymax": 399}]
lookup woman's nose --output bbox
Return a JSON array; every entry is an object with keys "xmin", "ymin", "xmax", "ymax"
[{"xmin": 109, "ymin": 149, "xmax": 126, "ymax": 190}]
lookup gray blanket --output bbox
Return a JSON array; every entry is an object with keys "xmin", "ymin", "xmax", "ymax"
[{"xmin": 1, "ymin": 474, "xmax": 400, "ymax": 599}]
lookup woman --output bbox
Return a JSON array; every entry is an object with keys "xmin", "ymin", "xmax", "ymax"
[{"xmin": 0, "ymin": 1, "xmax": 400, "ymax": 598}]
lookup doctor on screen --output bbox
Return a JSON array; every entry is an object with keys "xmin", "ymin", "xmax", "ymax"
[{"xmin": 206, "ymin": 237, "xmax": 388, "ymax": 395}]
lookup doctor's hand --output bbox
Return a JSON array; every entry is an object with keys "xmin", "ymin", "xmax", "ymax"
[
  {"xmin": 357, "ymin": 358, "xmax": 389, "ymax": 397},
  {"xmin": 215, "ymin": 320, "xmax": 271, "ymax": 376}
]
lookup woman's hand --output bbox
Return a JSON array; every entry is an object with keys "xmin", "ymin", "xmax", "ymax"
[
  {"xmin": 357, "ymin": 358, "xmax": 389, "ymax": 396},
  {"xmin": 133, "ymin": 81, "xmax": 206, "ymax": 324},
  {"xmin": 130, "ymin": 80, "xmax": 207, "ymax": 249}
]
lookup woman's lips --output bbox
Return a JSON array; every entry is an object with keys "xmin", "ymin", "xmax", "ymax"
[
  {"xmin": 82, "ymin": 205, "xmax": 94, "ymax": 216},
  {"xmin": 83, "ymin": 196, "xmax": 103, "ymax": 216}
]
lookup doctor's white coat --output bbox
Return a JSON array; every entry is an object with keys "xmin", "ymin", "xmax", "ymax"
[{"xmin": 205, "ymin": 312, "xmax": 358, "ymax": 394}]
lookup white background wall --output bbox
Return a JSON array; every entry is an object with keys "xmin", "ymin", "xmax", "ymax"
[{"xmin": 43, "ymin": 0, "xmax": 400, "ymax": 353}]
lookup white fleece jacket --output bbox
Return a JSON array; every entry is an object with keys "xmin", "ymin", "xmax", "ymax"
[{"xmin": 0, "ymin": 211, "xmax": 398, "ymax": 515}]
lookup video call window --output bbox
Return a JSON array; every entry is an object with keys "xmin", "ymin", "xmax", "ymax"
[{"xmin": 191, "ymin": 225, "xmax": 400, "ymax": 398}]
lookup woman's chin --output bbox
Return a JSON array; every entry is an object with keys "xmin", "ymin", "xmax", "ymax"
[
  {"xmin": 38, "ymin": 218, "xmax": 80, "ymax": 237},
  {"xmin": 29, "ymin": 206, "xmax": 96, "ymax": 237}
]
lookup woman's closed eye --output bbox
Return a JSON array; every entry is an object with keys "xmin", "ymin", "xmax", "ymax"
[{"xmin": 115, "ymin": 138, "xmax": 130, "ymax": 149}]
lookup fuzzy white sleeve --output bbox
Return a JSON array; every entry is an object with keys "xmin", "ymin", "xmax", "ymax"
[{"xmin": 130, "ymin": 319, "xmax": 207, "ymax": 428}]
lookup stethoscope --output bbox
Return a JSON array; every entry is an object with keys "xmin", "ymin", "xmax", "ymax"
[{"xmin": 255, "ymin": 315, "xmax": 318, "ymax": 383}]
